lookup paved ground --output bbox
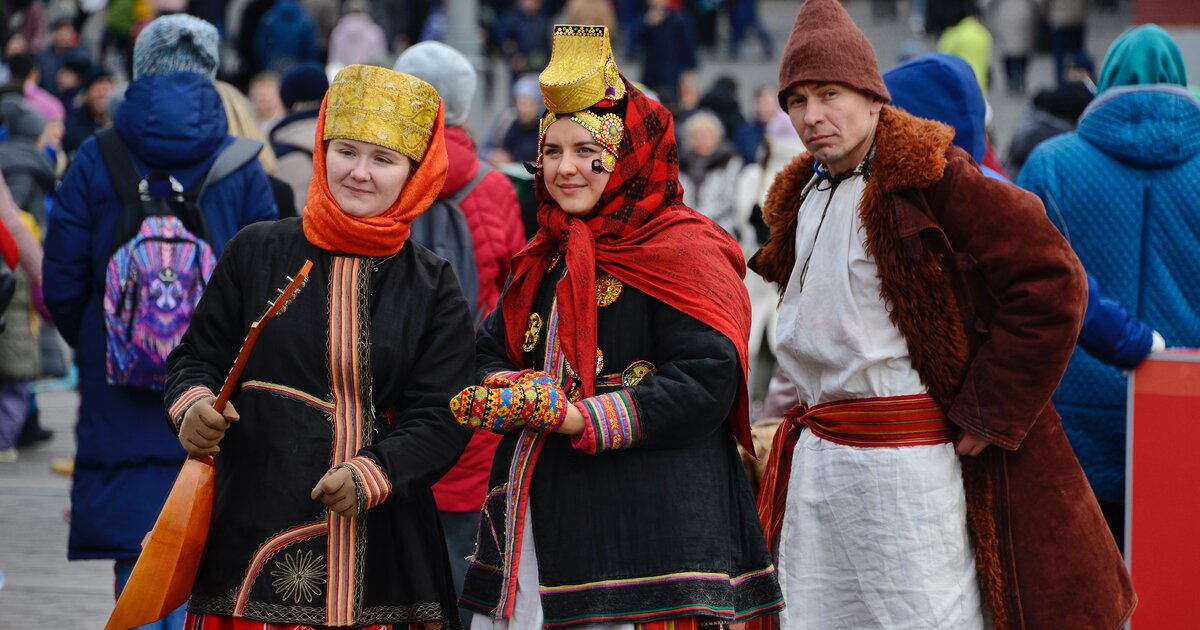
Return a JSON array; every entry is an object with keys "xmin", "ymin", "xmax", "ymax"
[
  {"xmin": 3, "ymin": 1, "xmax": 1197, "ymax": 627},
  {"xmin": 0, "ymin": 383, "xmax": 113, "ymax": 628}
]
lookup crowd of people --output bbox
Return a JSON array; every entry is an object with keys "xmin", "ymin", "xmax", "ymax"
[{"xmin": 0, "ymin": 0, "xmax": 1195, "ymax": 629}]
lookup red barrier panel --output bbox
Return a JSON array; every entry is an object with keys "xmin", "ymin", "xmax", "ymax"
[{"xmin": 1127, "ymin": 351, "xmax": 1200, "ymax": 629}]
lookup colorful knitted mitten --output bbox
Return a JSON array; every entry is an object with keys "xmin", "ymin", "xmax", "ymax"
[{"xmin": 450, "ymin": 374, "xmax": 566, "ymax": 434}]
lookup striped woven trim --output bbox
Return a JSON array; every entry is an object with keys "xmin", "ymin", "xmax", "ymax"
[
  {"xmin": 541, "ymin": 565, "xmax": 777, "ymax": 594},
  {"xmin": 168, "ymin": 385, "xmax": 216, "ymax": 429},
  {"xmin": 799, "ymin": 394, "xmax": 953, "ymax": 448},
  {"xmin": 341, "ymin": 456, "xmax": 392, "ymax": 511},
  {"xmin": 571, "ymin": 389, "xmax": 640, "ymax": 454},
  {"xmin": 543, "ymin": 595, "xmax": 786, "ymax": 627},
  {"xmin": 242, "ymin": 380, "xmax": 335, "ymax": 413},
  {"xmin": 232, "ymin": 521, "xmax": 327, "ymax": 616},
  {"xmin": 326, "ymin": 256, "xmax": 367, "ymax": 626}
]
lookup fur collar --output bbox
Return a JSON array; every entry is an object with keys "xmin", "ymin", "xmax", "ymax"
[
  {"xmin": 751, "ymin": 106, "xmax": 954, "ymax": 286},
  {"xmin": 749, "ymin": 105, "xmax": 1009, "ymax": 627}
]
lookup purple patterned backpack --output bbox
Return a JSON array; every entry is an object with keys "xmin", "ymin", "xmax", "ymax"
[
  {"xmin": 95, "ymin": 129, "xmax": 260, "ymax": 389},
  {"xmin": 102, "ymin": 216, "xmax": 216, "ymax": 389}
]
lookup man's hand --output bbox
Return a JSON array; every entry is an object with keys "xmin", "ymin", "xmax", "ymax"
[
  {"xmin": 178, "ymin": 398, "xmax": 239, "ymax": 455},
  {"xmin": 311, "ymin": 467, "xmax": 357, "ymax": 518},
  {"xmin": 955, "ymin": 431, "xmax": 989, "ymax": 456}
]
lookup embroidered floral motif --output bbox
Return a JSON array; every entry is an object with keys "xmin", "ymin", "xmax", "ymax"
[
  {"xmin": 523, "ymin": 313, "xmax": 544, "ymax": 353},
  {"xmin": 622, "ymin": 360, "xmax": 657, "ymax": 387},
  {"xmin": 269, "ymin": 548, "xmax": 326, "ymax": 604},
  {"xmin": 596, "ymin": 273, "xmax": 623, "ymax": 307}
]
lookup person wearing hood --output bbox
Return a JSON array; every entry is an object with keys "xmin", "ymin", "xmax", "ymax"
[
  {"xmin": 253, "ymin": 0, "xmax": 321, "ymax": 73},
  {"xmin": 393, "ymin": 40, "xmax": 526, "ymax": 625},
  {"xmin": 44, "ymin": 15, "xmax": 277, "ymax": 628},
  {"xmin": 751, "ymin": 1, "xmax": 1132, "ymax": 626},
  {"xmin": 1018, "ymin": 24, "xmax": 1200, "ymax": 549},
  {"xmin": 0, "ymin": 98, "xmax": 55, "ymax": 226},
  {"xmin": 166, "ymin": 63, "xmax": 473, "ymax": 628},
  {"xmin": 887, "ymin": 51, "xmax": 1164, "ymax": 392}
]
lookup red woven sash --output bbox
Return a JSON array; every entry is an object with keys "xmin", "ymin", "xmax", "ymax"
[{"xmin": 756, "ymin": 394, "xmax": 954, "ymax": 554}]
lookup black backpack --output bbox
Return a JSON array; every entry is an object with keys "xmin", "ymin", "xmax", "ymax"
[{"xmin": 410, "ymin": 162, "xmax": 490, "ymax": 325}]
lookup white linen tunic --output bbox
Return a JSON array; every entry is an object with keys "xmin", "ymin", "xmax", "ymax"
[{"xmin": 773, "ymin": 172, "xmax": 984, "ymax": 629}]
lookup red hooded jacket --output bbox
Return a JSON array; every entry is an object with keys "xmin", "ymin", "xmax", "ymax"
[{"xmin": 431, "ymin": 126, "xmax": 526, "ymax": 512}]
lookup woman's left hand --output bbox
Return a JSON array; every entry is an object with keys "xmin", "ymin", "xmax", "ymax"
[{"xmin": 311, "ymin": 467, "xmax": 358, "ymax": 518}]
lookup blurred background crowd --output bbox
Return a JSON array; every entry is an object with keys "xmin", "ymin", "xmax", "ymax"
[{"xmin": 0, "ymin": 0, "xmax": 1186, "ymax": 450}]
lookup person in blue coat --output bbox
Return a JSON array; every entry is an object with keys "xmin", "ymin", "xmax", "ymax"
[
  {"xmin": 1017, "ymin": 24, "xmax": 1198, "ymax": 547},
  {"xmin": 885, "ymin": 52, "xmax": 1162, "ymax": 368},
  {"xmin": 43, "ymin": 15, "xmax": 277, "ymax": 629}
]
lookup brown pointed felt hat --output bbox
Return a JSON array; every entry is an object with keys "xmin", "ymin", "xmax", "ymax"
[{"xmin": 777, "ymin": 0, "xmax": 891, "ymax": 109}]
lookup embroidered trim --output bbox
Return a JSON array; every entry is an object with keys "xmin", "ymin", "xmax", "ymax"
[
  {"xmin": 571, "ymin": 389, "xmax": 641, "ymax": 453},
  {"xmin": 541, "ymin": 565, "xmax": 777, "ymax": 594},
  {"xmin": 234, "ymin": 521, "xmax": 327, "ymax": 616},
  {"xmin": 543, "ymin": 596, "xmax": 785, "ymax": 627},
  {"xmin": 269, "ymin": 548, "xmax": 327, "ymax": 604},
  {"xmin": 497, "ymin": 429, "xmax": 548, "ymax": 618},
  {"xmin": 242, "ymin": 380, "xmax": 336, "ymax": 413},
  {"xmin": 169, "ymin": 385, "xmax": 215, "ymax": 429},
  {"xmin": 596, "ymin": 374, "xmax": 623, "ymax": 388},
  {"xmin": 325, "ymin": 256, "xmax": 372, "ymax": 626},
  {"xmin": 341, "ymin": 456, "xmax": 392, "ymax": 511}
]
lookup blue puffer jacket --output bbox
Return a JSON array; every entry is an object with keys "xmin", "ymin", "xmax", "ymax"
[
  {"xmin": 44, "ymin": 72, "xmax": 278, "ymax": 560},
  {"xmin": 887, "ymin": 54, "xmax": 1154, "ymax": 371},
  {"xmin": 1018, "ymin": 85, "xmax": 1200, "ymax": 502}
]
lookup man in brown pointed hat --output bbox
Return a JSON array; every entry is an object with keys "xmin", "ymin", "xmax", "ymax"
[{"xmin": 750, "ymin": 0, "xmax": 1135, "ymax": 628}]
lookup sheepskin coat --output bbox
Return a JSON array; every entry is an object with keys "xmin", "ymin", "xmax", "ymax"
[{"xmin": 750, "ymin": 106, "xmax": 1135, "ymax": 630}]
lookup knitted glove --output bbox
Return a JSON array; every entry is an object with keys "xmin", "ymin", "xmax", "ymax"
[
  {"xmin": 450, "ymin": 377, "xmax": 567, "ymax": 434},
  {"xmin": 482, "ymin": 369, "xmax": 555, "ymax": 389}
]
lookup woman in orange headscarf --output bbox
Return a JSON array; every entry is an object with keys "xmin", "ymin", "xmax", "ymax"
[{"xmin": 165, "ymin": 65, "xmax": 474, "ymax": 629}]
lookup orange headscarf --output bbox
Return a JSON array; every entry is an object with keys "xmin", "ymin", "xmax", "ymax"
[{"xmin": 301, "ymin": 94, "xmax": 449, "ymax": 257}]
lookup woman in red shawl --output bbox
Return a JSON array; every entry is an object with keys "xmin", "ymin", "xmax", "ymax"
[{"xmin": 451, "ymin": 25, "xmax": 783, "ymax": 629}]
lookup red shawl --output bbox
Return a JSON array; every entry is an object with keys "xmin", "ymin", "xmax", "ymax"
[{"xmin": 501, "ymin": 79, "xmax": 754, "ymax": 452}]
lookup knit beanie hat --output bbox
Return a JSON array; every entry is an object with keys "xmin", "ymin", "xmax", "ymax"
[
  {"xmin": 132, "ymin": 14, "xmax": 219, "ymax": 81},
  {"xmin": 777, "ymin": 0, "xmax": 890, "ymax": 109},
  {"xmin": 1096, "ymin": 24, "xmax": 1187, "ymax": 93},
  {"xmin": 394, "ymin": 41, "xmax": 477, "ymax": 127},
  {"xmin": 279, "ymin": 62, "xmax": 330, "ymax": 111},
  {"xmin": 0, "ymin": 98, "xmax": 46, "ymax": 142}
]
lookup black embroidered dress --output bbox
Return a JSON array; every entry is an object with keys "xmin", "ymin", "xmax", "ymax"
[
  {"xmin": 165, "ymin": 218, "xmax": 474, "ymax": 627},
  {"xmin": 459, "ymin": 258, "xmax": 784, "ymax": 627}
]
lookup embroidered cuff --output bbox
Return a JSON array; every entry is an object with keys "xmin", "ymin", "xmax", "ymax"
[
  {"xmin": 570, "ymin": 389, "xmax": 642, "ymax": 454},
  {"xmin": 168, "ymin": 386, "xmax": 216, "ymax": 431},
  {"xmin": 341, "ymin": 455, "xmax": 393, "ymax": 511}
]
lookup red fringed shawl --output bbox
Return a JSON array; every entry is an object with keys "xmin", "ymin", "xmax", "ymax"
[{"xmin": 501, "ymin": 79, "xmax": 755, "ymax": 452}]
